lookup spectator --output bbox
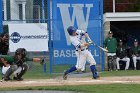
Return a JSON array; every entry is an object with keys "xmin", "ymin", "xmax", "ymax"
[
  {"xmin": 104, "ymin": 31, "xmax": 117, "ymax": 71},
  {"xmin": 0, "ymin": 33, "xmax": 9, "ymax": 55},
  {"xmin": 0, "ymin": 34, "xmax": 3, "ymax": 54},
  {"xmin": 130, "ymin": 39, "xmax": 140, "ymax": 70},
  {"xmin": 116, "ymin": 39, "xmax": 130, "ymax": 70}
]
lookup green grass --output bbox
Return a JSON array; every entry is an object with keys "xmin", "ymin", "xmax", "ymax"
[
  {"xmin": 1, "ymin": 61, "xmax": 140, "ymax": 93},
  {"xmin": 23, "ymin": 70, "xmax": 140, "ymax": 79},
  {"xmin": 23, "ymin": 62, "xmax": 72, "ymax": 79},
  {"xmin": 0, "ymin": 61, "xmax": 72, "ymax": 79},
  {"xmin": 100, "ymin": 70, "xmax": 140, "ymax": 77},
  {"xmin": 1, "ymin": 84, "xmax": 140, "ymax": 93},
  {"xmin": 1, "ymin": 64, "xmax": 140, "ymax": 92},
  {"xmin": 1, "ymin": 61, "xmax": 140, "ymax": 79}
]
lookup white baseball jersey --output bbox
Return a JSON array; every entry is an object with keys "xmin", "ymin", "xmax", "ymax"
[{"xmin": 69, "ymin": 30, "xmax": 96, "ymax": 70}]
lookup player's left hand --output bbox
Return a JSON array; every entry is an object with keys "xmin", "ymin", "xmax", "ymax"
[{"xmin": 88, "ymin": 40, "xmax": 94, "ymax": 45}]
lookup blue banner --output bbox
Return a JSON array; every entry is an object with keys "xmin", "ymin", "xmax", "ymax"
[{"xmin": 51, "ymin": 0, "xmax": 103, "ymax": 65}]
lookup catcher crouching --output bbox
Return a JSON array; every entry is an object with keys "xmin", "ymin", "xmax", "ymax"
[{"xmin": 0, "ymin": 48, "xmax": 45, "ymax": 81}]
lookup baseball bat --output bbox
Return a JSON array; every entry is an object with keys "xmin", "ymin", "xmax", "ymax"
[
  {"xmin": 88, "ymin": 42, "xmax": 108, "ymax": 52},
  {"xmin": 95, "ymin": 45, "xmax": 108, "ymax": 52}
]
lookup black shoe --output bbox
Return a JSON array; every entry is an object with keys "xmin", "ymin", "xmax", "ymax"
[
  {"xmin": 82, "ymin": 71, "xmax": 86, "ymax": 73},
  {"xmin": 93, "ymin": 75, "xmax": 100, "ymax": 79},
  {"xmin": 4, "ymin": 77, "xmax": 12, "ymax": 81},
  {"xmin": 13, "ymin": 77, "xmax": 23, "ymax": 81},
  {"xmin": 63, "ymin": 71, "xmax": 68, "ymax": 80},
  {"xmin": 93, "ymin": 72, "xmax": 100, "ymax": 79}
]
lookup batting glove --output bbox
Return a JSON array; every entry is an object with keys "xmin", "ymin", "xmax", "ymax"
[{"xmin": 88, "ymin": 40, "xmax": 94, "ymax": 45}]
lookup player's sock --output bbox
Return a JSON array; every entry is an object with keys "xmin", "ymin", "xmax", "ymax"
[
  {"xmin": 90, "ymin": 65, "xmax": 98, "ymax": 79},
  {"xmin": 66, "ymin": 66, "xmax": 77, "ymax": 74}
]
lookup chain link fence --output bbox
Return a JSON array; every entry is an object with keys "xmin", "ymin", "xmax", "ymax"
[
  {"xmin": 1, "ymin": 0, "xmax": 50, "ymax": 80},
  {"xmin": 1, "ymin": 0, "xmax": 104, "ymax": 81},
  {"xmin": 3, "ymin": 0, "xmax": 48, "ymax": 23}
]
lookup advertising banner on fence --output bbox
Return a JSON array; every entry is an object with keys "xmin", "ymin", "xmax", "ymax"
[
  {"xmin": 50, "ymin": 0, "xmax": 103, "ymax": 65},
  {"xmin": 9, "ymin": 23, "xmax": 48, "ymax": 52}
]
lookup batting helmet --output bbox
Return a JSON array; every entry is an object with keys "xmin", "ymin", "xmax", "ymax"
[
  {"xmin": 67, "ymin": 26, "xmax": 77, "ymax": 35},
  {"xmin": 15, "ymin": 48, "xmax": 27, "ymax": 59}
]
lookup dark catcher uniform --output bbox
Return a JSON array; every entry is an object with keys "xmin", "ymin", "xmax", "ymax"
[
  {"xmin": 1, "ymin": 48, "xmax": 44, "ymax": 81},
  {"xmin": 0, "ymin": 55, "xmax": 32, "ymax": 81}
]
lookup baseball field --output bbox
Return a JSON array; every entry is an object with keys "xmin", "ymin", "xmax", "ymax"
[{"xmin": 1, "ymin": 68, "xmax": 140, "ymax": 93}]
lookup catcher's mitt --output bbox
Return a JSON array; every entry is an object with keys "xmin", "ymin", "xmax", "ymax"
[{"xmin": 40, "ymin": 57, "xmax": 46, "ymax": 65}]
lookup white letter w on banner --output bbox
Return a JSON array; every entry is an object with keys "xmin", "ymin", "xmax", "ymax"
[{"xmin": 57, "ymin": 4, "xmax": 93, "ymax": 45}]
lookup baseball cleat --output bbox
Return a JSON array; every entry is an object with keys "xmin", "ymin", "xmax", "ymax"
[
  {"xmin": 63, "ymin": 71, "xmax": 68, "ymax": 80},
  {"xmin": 4, "ymin": 77, "xmax": 12, "ymax": 81},
  {"xmin": 13, "ymin": 77, "xmax": 23, "ymax": 81},
  {"xmin": 93, "ymin": 72, "xmax": 100, "ymax": 79},
  {"xmin": 93, "ymin": 75, "xmax": 100, "ymax": 79}
]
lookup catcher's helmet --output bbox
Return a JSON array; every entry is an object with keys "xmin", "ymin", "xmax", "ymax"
[
  {"xmin": 67, "ymin": 26, "xmax": 77, "ymax": 35},
  {"xmin": 15, "ymin": 48, "xmax": 27, "ymax": 59}
]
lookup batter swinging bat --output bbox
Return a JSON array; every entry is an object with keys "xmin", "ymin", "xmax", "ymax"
[{"xmin": 88, "ymin": 42, "xmax": 108, "ymax": 52}]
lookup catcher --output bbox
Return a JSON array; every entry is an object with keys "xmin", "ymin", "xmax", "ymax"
[{"xmin": 0, "ymin": 48, "xmax": 45, "ymax": 81}]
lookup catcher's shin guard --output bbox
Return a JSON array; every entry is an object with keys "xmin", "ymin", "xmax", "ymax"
[
  {"xmin": 90, "ymin": 65, "xmax": 99, "ymax": 79},
  {"xmin": 4, "ymin": 66, "xmax": 13, "ymax": 81},
  {"xmin": 15, "ymin": 64, "xmax": 28, "ymax": 80},
  {"xmin": 4, "ymin": 65, "xmax": 17, "ymax": 81}
]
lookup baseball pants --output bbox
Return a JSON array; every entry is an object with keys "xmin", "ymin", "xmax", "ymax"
[{"xmin": 116, "ymin": 57, "xmax": 130, "ymax": 70}]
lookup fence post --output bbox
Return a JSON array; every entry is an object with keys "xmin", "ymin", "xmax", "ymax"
[
  {"xmin": 42, "ymin": 0, "xmax": 45, "ymax": 23},
  {"xmin": 43, "ymin": 51, "xmax": 47, "ymax": 73},
  {"xmin": 100, "ymin": 0, "xmax": 105, "ymax": 71},
  {"xmin": 113, "ymin": 0, "xmax": 116, "ymax": 13},
  {"xmin": 48, "ymin": 0, "xmax": 53, "ymax": 74},
  {"xmin": 0, "ymin": 0, "xmax": 3, "ymax": 33}
]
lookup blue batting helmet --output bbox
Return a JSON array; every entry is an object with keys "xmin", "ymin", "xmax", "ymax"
[{"xmin": 67, "ymin": 26, "xmax": 77, "ymax": 35}]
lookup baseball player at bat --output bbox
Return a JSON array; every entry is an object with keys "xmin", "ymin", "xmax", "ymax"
[
  {"xmin": 63, "ymin": 26, "xmax": 99, "ymax": 80},
  {"xmin": 0, "ymin": 48, "xmax": 45, "ymax": 81}
]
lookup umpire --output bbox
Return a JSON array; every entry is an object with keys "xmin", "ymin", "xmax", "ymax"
[
  {"xmin": 130, "ymin": 39, "xmax": 140, "ymax": 70},
  {"xmin": 116, "ymin": 40, "xmax": 130, "ymax": 70}
]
